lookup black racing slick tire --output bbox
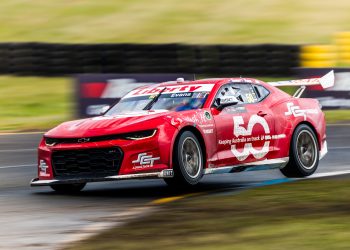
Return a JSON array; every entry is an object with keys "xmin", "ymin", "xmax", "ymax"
[
  {"xmin": 50, "ymin": 183, "xmax": 86, "ymax": 193},
  {"xmin": 281, "ymin": 124, "xmax": 319, "ymax": 178},
  {"xmin": 164, "ymin": 131, "xmax": 204, "ymax": 188}
]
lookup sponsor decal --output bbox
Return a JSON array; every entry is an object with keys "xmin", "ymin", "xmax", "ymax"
[
  {"xmin": 199, "ymin": 124, "xmax": 214, "ymax": 128},
  {"xmin": 182, "ymin": 111, "xmax": 211, "ymax": 124},
  {"xmin": 39, "ymin": 160, "xmax": 50, "ymax": 177},
  {"xmin": 273, "ymin": 78, "xmax": 321, "ymax": 87},
  {"xmin": 170, "ymin": 92, "xmax": 193, "ymax": 98},
  {"xmin": 224, "ymin": 106, "xmax": 247, "ymax": 114},
  {"xmin": 161, "ymin": 169, "xmax": 174, "ymax": 177},
  {"xmin": 124, "ymin": 84, "xmax": 214, "ymax": 98},
  {"xmin": 170, "ymin": 117, "xmax": 183, "ymax": 126},
  {"xmin": 203, "ymin": 129, "xmax": 214, "ymax": 134},
  {"xmin": 204, "ymin": 111, "xmax": 212, "ymax": 120},
  {"xmin": 169, "ymin": 111, "xmax": 214, "ymax": 127},
  {"xmin": 222, "ymin": 115, "xmax": 286, "ymax": 161},
  {"xmin": 285, "ymin": 102, "xmax": 318, "ymax": 120},
  {"xmin": 231, "ymin": 115, "xmax": 270, "ymax": 161},
  {"xmin": 132, "ymin": 153, "xmax": 160, "ymax": 169}
]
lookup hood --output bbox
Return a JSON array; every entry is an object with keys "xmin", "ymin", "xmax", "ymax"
[{"xmin": 45, "ymin": 110, "xmax": 172, "ymax": 138}]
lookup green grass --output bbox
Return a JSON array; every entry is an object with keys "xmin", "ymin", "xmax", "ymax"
[
  {"xmin": 0, "ymin": 0, "xmax": 349, "ymax": 44},
  {"xmin": 324, "ymin": 110, "xmax": 350, "ymax": 124},
  {"xmin": 0, "ymin": 76, "xmax": 73, "ymax": 132},
  {"xmin": 67, "ymin": 177, "xmax": 350, "ymax": 250}
]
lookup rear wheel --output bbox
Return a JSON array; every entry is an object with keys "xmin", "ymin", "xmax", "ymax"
[
  {"xmin": 281, "ymin": 124, "xmax": 319, "ymax": 177},
  {"xmin": 50, "ymin": 183, "xmax": 86, "ymax": 193},
  {"xmin": 164, "ymin": 131, "xmax": 204, "ymax": 188}
]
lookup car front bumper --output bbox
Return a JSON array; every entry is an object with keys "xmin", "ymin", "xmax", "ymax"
[{"xmin": 30, "ymin": 169, "xmax": 174, "ymax": 186}]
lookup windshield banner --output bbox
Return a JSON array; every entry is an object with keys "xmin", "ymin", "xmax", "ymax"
[
  {"xmin": 76, "ymin": 74, "xmax": 191, "ymax": 117},
  {"xmin": 123, "ymin": 84, "xmax": 215, "ymax": 98}
]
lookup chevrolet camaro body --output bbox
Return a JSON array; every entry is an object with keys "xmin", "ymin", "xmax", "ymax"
[{"xmin": 31, "ymin": 73, "xmax": 332, "ymax": 190}]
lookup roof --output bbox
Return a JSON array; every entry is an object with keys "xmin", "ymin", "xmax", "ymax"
[{"xmin": 158, "ymin": 77, "xmax": 266, "ymax": 87}]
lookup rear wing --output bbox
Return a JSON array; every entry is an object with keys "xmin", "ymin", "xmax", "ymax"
[{"xmin": 267, "ymin": 70, "xmax": 335, "ymax": 98}]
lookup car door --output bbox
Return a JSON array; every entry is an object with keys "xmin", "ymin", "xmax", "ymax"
[{"xmin": 211, "ymin": 82, "xmax": 275, "ymax": 167}]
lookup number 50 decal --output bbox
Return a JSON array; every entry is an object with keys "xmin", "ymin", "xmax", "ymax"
[{"xmin": 231, "ymin": 115, "xmax": 270, "ymax": 161}]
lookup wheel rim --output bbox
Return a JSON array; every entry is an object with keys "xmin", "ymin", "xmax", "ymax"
[
  {"xmin": 296, "ymin": 130, "xmax": 317, "ymax": 170},
  {"xmin": 181, "ymin": 137, "xmax": 202, "ymax": 178}
]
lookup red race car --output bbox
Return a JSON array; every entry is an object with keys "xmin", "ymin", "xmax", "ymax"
[{"xmin": 31, "ymin": 71, "xmax": 334, "ymax": 192}]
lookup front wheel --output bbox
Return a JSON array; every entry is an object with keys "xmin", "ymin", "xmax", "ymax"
[
  {"xmin": 50, "ymin": 183, "xmax": 86, "ymax": 193},
  {"xmin": 281, "ymin": 124, "xmax": 319, "ymax": 178},
  {"xmin": 164, "ymin": 131, "xmax": 204, "ymax": 188}
]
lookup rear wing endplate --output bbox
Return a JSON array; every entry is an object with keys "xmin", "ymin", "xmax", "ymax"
[{"xmin": 267, "ymin": 70, "xmax": 335, "ymax": 98}]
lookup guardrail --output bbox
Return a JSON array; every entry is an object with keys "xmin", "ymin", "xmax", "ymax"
[{"xmin": 0, "ymin": 43, "xmax": 299, "ymax": 77}]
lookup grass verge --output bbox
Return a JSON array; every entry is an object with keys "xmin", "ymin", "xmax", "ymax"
[
  {"xmin": 0, "ymin": 76, "xmax": 73, "ymax": 132},
  {"xmin": 324, "ymin": 110, "xmax": 350, "ymax": 124},
  {"xmin": 1, "ymin": 0, "xmax": 350, "ymax": 44},
  {"xmin": 67, "ymin": 176, "xmax": 350, "ymax": 250}
]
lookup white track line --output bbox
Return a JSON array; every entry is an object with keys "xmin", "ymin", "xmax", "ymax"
[
  {"xmin": 0, "ymin": 164, "xmax": 36, "ymax": 169},
  {"xmin": 329, "ymin": 146, "xmax": 350, "ymax": 150},
  {"xmin": 327, "ymin": 135, "xmax": 350, "ymax": 139},
  {"xmin": 307, "ymin": 170, "xmax": 350, "ymax": 179},
  {"xmin": 327, "ymin": 123, "xmax": 350, "ymax": 127},
  {"xmin": 0, "ymin": 132, "xmax": 44, "ymax": 136},
  {"xmin": 0, "ymin": 149, "xmax": 36, "ymax": 153}
]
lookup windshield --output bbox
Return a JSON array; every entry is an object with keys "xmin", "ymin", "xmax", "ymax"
[{"xmin": 105, "ymin": 84, "xmax": 213, "ymax": 115}]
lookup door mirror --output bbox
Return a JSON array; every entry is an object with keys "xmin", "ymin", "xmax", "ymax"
[
  {"xmin": 86, "ymin": 104, "xmax": 111, "ymax": 116},
  {"xmin": 215, "ymin": 97, "xmax": 239, "ymax": 111},
  {"xmin": 99, "ymin": 105, "xmax": 111, "ymax": 115}
]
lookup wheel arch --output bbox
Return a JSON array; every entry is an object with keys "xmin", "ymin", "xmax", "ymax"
[
  {"xmin": 280, "ymin": 120, "xmax": 321, "ymax": 178},
  {"xmin": 293, "ymin": 121, "xmax": 321, "ymax": 150},
  {"xmin": 172, "ymin": 126, "xmax": 207, "ymax": 168}
]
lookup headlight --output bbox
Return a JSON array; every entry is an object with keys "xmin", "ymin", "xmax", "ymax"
[
  {"xmin": 120, "ymin": 129, "xmax": 157, "ymax": 140},
  {"xmin": 45, "ymin": 137, "xmax": 59, "ymax": 146}
]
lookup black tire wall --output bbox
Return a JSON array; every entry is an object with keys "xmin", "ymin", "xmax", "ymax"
[{"xmin": 0, "ymin": 43, "xmax": 299, "ymax": 76}]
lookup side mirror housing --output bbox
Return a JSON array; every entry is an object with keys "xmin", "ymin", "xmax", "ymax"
[
  {"xmin": 99, "ymin": 105, "xmax": 111, "ymax": 115},
  {"xmin": 86, "ymin": 104, "xmax": 111, "ymax": 116}
]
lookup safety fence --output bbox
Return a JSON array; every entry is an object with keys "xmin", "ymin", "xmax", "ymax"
[{"xmin": 0, "ymin": 43, "xmax": 299, "ymax": 77}]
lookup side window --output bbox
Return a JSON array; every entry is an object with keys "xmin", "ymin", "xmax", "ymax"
[
  {"xmin": 239, "ymin": 84, "xmax": 258, "ymax": 104},
  {"xmin": 252, "ymin": 84, "xmax": 270, "ymax": 101},
  {"xmin": 212, "ymin": 83, "xmax": 259, "ymax": 107},
  {"xmin": 213, "ymin": 83, "xmax": 244, "ymax": 107}
]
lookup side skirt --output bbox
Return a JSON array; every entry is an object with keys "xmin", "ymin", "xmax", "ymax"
[{"xmin": 204, "ymin": 157, "xmax": 289, "ymax": 175}]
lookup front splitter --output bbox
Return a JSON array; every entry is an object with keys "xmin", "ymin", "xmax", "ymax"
[{"xmin": 30, "ymin": 169, "xmax": 174, "ymax": 186}]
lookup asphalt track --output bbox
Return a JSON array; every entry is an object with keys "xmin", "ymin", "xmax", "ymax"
[{"xmin": 0, "ymin": 124, "xmax": 350, "ymax": 249}]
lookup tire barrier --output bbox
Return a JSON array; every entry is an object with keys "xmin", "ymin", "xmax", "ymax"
[
  {"xmin": 300, "ymin": 45, "xmax": 337, "ymax": 68},
  {"xmin": 300, "ymin": 31, "xmax": 350, "ymax": 67},
  {"xmin": 0, "ymin": 43, "xmax": 299, "ymax": 77},
  {"xmin": 335, "ymin": 32, "xmax": 350, "ymax": 65}
]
